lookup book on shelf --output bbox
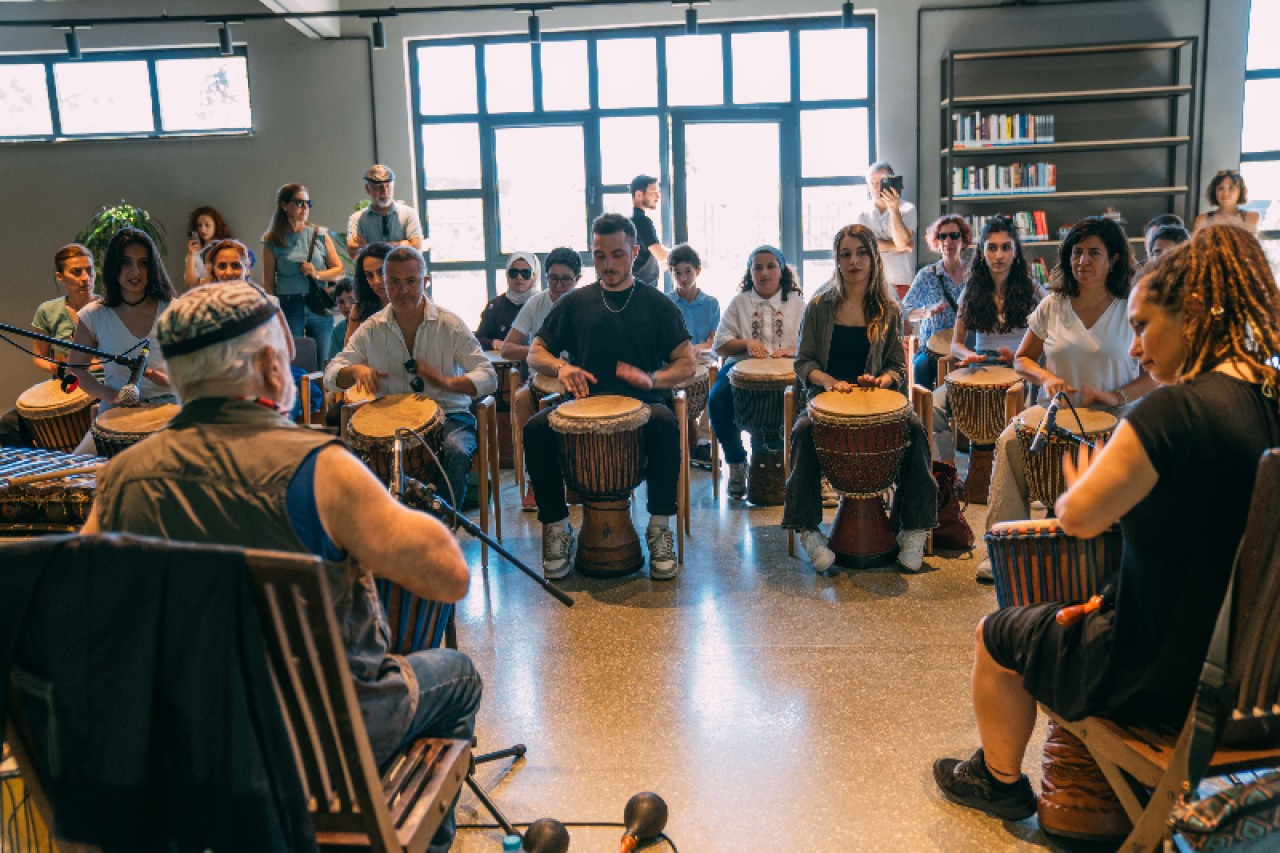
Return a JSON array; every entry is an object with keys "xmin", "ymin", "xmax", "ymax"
[
  {"xmin": 951, "ymin": 112, "xmax": 1055, "ymax": 148},
  {"xmin": 952, "ymin": 163, "xmax": 1056, "ymax": 196},
  {"xmin": 1029, "ymin": 258, "xmax": 1051, "ymax": 288},
  {"xmin": 964, "ymin": 212, "xmax": 1050, "ymax": 242}
]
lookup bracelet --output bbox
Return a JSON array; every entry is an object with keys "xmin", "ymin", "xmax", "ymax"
[
  {"xmin": 648, "ymin": 371, "xmax": 659, "ymax": 388},
  {"xmin": 1114, "ymin": 387, "xmax": 1129, "ymax": 406}
]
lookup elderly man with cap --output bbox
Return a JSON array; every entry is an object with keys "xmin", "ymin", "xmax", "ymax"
[
  {"xmin": 81, "ymin": 282, "xmax": 482, "ymax": 853},
  {"xmin": 346, "ymin": 164, "xmax": 425, "ymax": 256},
  {"xmin": 325, "ymin": 246, "xmax": 497, "ymax": 509}
]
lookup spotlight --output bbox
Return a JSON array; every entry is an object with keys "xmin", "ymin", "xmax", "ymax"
[
  {"xmin": 685, "ymin": 6, "xmax": 698, "ymax": 35},
  {"xmin": 528, "ymin": 12, "xmax": 541, "ymax": 44},
  {"xmin": 842, "ymin": 1, "xmax": 855, "ymax": 28},
  {"xmin": 64, "ymin": 27, "xmax": 81, "ymax": 61},
  {"xmin": 218, "ymin": 23, "xmax": 233, "ymax": 56},
  {"xmin": 372, "ymin": 17, "xmax": 387, "ymax": 50}
]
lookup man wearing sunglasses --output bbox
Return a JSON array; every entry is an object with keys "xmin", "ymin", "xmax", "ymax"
[
  {"xmin": 325, "ymin": 247, "xmax": 497, "ymax": 508},
  {"xmin": 346, "ymin": 164, "xmax": 425, "ymax": 256}
]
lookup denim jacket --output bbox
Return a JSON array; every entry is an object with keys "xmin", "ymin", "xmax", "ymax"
[{"xmin": 793, "ymin": 280, "xmax": 907, "ymax": 403}]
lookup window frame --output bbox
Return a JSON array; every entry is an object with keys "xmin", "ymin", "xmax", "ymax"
[
  {"xmin": 0, "ymin": 45, "xmax": 253, "ymax": 143},
  {"xmin": 409, "ymin": 15, "xmax": 876, "ymax": 301}
]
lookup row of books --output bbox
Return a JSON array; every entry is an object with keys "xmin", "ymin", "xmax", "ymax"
[
  {"xmin": 1029, "ymin": 258, "xmax": 1051, "ymax": 287},
  {"xmin": 964, "ymin": 212, "xmax": 1051, "ymax": 242},
  {"xmin": 951, "ymin": 112, "xmax": 1055, "ymax": 147},
  {"xmin": 952, "ymin": 163, "xmax": 1057, "ymax": 196}
]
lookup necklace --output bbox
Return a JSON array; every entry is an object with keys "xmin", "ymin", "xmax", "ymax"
[
  {"xmin": 600, "ymin": 282, "xmax": 635, "ymax": 314},
  {"xmin": 120, "ymin": 294, "xmax": 148, "ymax": 307}
]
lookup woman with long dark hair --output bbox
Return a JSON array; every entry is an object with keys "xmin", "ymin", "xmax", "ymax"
[
  {"xmin": 260, "ymin": 183, "xmax": 344, "ymax": 361},
  {"xmin": 951, "ymin": 216, "xmax": 1044, "ymax": 368},
  {"xmin": 344, "ymin": 241, "xmax": 393, "ymax": 346},
  {"xmin": 184, "ymin": 206, "xmax": 232, "ymax": 288},
  {"xmin": 783, "ymin": 225, "xmax": 937, "ymax": 574}
]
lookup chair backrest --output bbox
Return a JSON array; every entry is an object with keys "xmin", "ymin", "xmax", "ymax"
[
  {"xmin": 1221, "ymin": 449, "xmax": 1280, "ymax": 746},
  {"xmin": 292, "ymin": 336, "xmax": 319, "ymax": 373},
  {"xmin": 244, "ymin": 549, "xmax": 401, "ymax": 845}
]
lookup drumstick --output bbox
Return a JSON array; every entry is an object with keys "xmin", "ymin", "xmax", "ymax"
[
  {"xmin": 1055, "ymin": 594, "xmax": 1103, "ymax": 626},
  {"xmin": 0, "ymin": 464, "xmax": 102, "ymax": 487}
]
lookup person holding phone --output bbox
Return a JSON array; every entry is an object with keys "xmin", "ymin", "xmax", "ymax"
[
  {"xmin": 183, "ymin": 206, "xmax": 233, "ymax": 289},
  {"xmin": 856, "ymin": 162, "xmax": 916, "ymax": 300}
]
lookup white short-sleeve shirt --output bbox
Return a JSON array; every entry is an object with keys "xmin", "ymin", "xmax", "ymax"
[{"xmin": 1026, "ymin": 292, "xmax": 1138, "ymax": 407}]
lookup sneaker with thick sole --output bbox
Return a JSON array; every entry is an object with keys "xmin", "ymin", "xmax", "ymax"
[
  {"xmin": 897, "ymin": 528, "xmax": 929, "ymax": 572},
  {"xmin": 690, "ymin": 442, "xmax": 713, "ymax": 470},
  {"xmin": 933, "ymin": 748, "xmax": 1037, "ymax": 821},
  {"xmin": 821, "ymin": 477, "xmax": 839, "ymax": 508},
  {"xmin": 521, "ymin": 486, "xmax": 537, "ymax": 512},
  {"xmin": 728, "ymin": 463, "xmax": 747, "ymax": 499},
  {"xmin": 542, "ymin": 523, "xmax": 575, "ymax": 580},
  {"xmin": 800, "ymin": 528, "xmax": 837, "ymax": 575},
  {"xmin": 975, "ymin": 559, "xmax": 994, "ymax": 584},
  {"xmin": 646, "ymin": 525, "xmax": 678, "ymax": 580}
]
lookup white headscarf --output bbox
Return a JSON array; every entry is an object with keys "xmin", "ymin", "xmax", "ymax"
[{"xmin": 504, "ymin": 252, "xmax": 541, "ymax": 305}]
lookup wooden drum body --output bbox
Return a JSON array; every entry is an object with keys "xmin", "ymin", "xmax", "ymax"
[
  {"xmin": 1014, "ymin": 406, "xmax": 1117, "ymax": 509},
  {"xmin": 550, "ymin": 396, "xmax": 649, "ymax": 577},
  {"xmin": 0, "ymin": 448, "xmax": 102, "ymax": 535},
  {"xmin": 529, "ymin": 371, "xmax": 564, "ymax": 411},
  {"xmin": 672, "ymin": 364, "xmax": 710, "ymax": 422},
  {"xmin": 985, "ymin": 519, "xmax": 1130, "ymax": 840},
  {"xmin": 347, "ymin": 394, "xmax": 444, "ymax": 486},
  {"xmin": 809, "ymin": 389, "xmax": 910, "ymax": 569},
  {"xmin": 944, "ymin": 365, "xmax": 1020, "ymax": 504},
  {"xmin": 729, "ymin": 358, "xmax": 794, "ymax": 506},
  {"xmin": 16, "ymin": 380, "xmax": 94, "ymax": 453},
  {"xmin": 486, "ymin": 351, "xmax": 517, "ymax": 468},
  {"xmin": 91, "ymin": 403, "xmax": 180, "ymax": 458}
]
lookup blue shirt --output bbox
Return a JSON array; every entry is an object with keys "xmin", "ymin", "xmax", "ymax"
[
  {"xmin": 901, "ymin": 261, "xmax": 965, "ymax": 343},
  {"xmin": 667, "ymin": 289, "xmax": 721, "ymax": 346}
]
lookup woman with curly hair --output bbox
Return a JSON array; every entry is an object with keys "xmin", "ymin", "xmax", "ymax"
[
  {"xmin": 782, "ymin": 224, "xmax": 937, "ymax": 574},
  {"xmin": 708, "ymin": 245, "xmax": 805, "ymax": 500},
  {"xmin": 184, "ymin": 206, "xmax": 233, "ymax": 288},
  {"xmin": 1193, "ymin": 169, "xmax": 1259, "ymax": 234},
  {"xmin": 935, "ymin": 224, "xmax": 1280, "ymax": 824}
]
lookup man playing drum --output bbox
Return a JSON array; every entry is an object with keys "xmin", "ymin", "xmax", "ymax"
[
  {"xmin": 524, "ymin": 214, "xmax": 695, "ymax": 581},
  {"xmin": 325, "ymin": 247, "xmax": 497, "ymax": 507}
]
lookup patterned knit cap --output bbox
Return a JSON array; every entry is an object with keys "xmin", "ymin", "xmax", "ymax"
[{"xmin": 157, "ymin": 282, "xmax": 277, "ymax": 358}]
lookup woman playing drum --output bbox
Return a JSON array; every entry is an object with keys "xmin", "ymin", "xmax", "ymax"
[
  {"xmin": 978, "ymin": 217, "xmax": 1156, "ymax": 580},
  {"xmin": 782, "ymin": 225, "xmax": 937, "ymax": 573},
  {"xmin": 708, "ymin": 245, "xmax": 804, "ymax": 500},
  {"xmin": 934, "ymin": 224, "xmax": 1280, "ymax": 823}
]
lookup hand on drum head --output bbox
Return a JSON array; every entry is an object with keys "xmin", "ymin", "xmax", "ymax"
[
  {"xmin": 144, "ymin": 367, "xmax": 171, "ymax": 388},
  {"xmin": 746, "ymin": 341, "xmax": 770, "ymax": 359},
  {"xmin": 769, "ymin": 347, "xmax": 796, "ymax": 359},
  {"xmin": 1078, "ymin": 385, "xmax": 1122, "ymax": 408},
  {"xmin": 957, "ymin": 352, "xmax": 987, "ymax": 368},
  {"xmin": 825, "ymin": 379, "xmax": 855, "ymax": 393},
  {"xmin": 996, "ymin": 347, "xmax": 1016, "ymax": 364},
  {"xmin": 350, "ymin": 365, "xmax": 388, "ymax": 397},
  {"xmin": 560, "ymin": 364, "xmax": 597, "ymax": 397},
  {"xmin": 1041, "ymin": 374, "xmax": 1077, "ymax": 398},
  {"xmin": 615, "ymin": 361, "xmax": 652, "ymax": 391},
  {"xmin": 858, "ymin": 373, "xmax": 893, "ymax": 390},
  {"xmin": 1062, "ymin": 440, "xmax": 1103, "ymax": 490}
]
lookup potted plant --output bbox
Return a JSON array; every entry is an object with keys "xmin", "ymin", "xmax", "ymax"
[{"xmin": 75, "ymin": 200, "xmax": 167, "ymax": 269}]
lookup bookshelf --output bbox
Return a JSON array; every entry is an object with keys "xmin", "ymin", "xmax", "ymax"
[{"xmin": 939, "ymin": 38, "xmax": 1198, "ymax": 254}]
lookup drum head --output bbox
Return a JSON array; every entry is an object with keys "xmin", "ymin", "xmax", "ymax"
[
  {"xmin": 95, "ymin": 402, "xmax": 180, "ymax": 436},
  {"xmin": 988, "ymin": 517, "xmax": 1065, "ymax": 537},
  {"xmin": 550, "ymin": 395, "xmax": 649, "ymax": 434},
  {"xmin": 532, "ymin": 372, "xmax": 563, "ymax": 395},
  {"xmin": 1016, "ymin": 405, "xmax": 1117, "ymax": 437},
  {"xmin": 17, "ymin": 380, "xmax": 90, "ymax": 415},
  {"xmin": 349, "ymin": 394, "xmax": 442, "ymax": 439},
  {"xmin": 730, "ymin": 357, "xmax": 794, "ymax": 387},
  {"xmin": 926, "ymin": 329, "xmax": 953, "ymax": 357},
  {"xmin": 485, "ymin": 350, "xmax": 514, "ymax": 366},
  {"xmin": 810, "ymin": 388, "xmax": 909, "ymax": 419},
  {"xmin": 945, "ymin": 364, "xmax": 1020, "ymax": 387}
]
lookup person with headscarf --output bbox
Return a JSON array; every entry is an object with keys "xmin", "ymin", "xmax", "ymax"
[{"xmin": 475, "ymin": 252, "xmax": 541, "ymax": 351}]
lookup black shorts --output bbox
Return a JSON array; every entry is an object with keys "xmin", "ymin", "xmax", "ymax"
[{"xmin": 982, "ymin": 602, "xmax": 1115, "ymax": 722}]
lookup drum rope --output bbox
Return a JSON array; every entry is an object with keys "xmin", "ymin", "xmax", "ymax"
[{"xmin": 397, "ymin": 426, "xmax": 459, "ymax": 531}]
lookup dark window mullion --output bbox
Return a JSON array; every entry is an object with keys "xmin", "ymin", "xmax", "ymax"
[
  {"xmin": 147, "ymin": 59, "xmax": 163, "ymax": 133},
  {"xmin": 44, "ymin": 60, "xmax": 62, "ymax": 137}
]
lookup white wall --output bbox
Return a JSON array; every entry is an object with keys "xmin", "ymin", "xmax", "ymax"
[{"xmin": 0, "ymin": 0, "xmax": 1250, "ymax": 410}]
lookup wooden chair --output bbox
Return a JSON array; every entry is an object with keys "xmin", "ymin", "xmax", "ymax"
[
  {"xmin": 510, "ymin": 370, "xmax": 528, "ymax": 498},
  {"xmin": 674, "ymin": 390, "xmax": 689, "ymax": 565},
  {"xmin": 707, "ymin": 363, "xmax": 721, "ymax": 499},
  {"xmin": 784, "ymin": 385, "xmax": 798, "ymax": 557},
  {"xmin": 910, "ymin": 383, "xmax": 935, "ymax": 555},
  {"xmin": 293, "ymin": 336, "xmax": 333, "ymax": 430},
  {"xmin": 1047, "ymin": 450, "xmax": 1280, "ymax": 852}
]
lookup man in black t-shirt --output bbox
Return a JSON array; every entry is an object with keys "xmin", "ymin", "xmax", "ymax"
[
  {"xmin": 526, "ymin": 213, "xmax": 694, "ymax": 581},
  {"xmin": 629, "ymin": 175, "xmax": 667, "ymax": 286}
]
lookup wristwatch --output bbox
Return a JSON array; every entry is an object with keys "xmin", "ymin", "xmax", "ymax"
[{"xmin": 647, "ymin": 370, "xmax": 659, "ymax": 388}]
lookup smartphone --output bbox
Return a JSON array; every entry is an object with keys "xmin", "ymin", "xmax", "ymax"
[{"xmin": 879, "ymin": 175, "xmax": 904, "ymax": 194}]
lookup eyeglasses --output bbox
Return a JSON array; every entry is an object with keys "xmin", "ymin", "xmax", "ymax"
[
  {"xmin": 936, "ymin": 231, "xmax": 963, "ymax": 241},
  {"xmin": 1216, "ymin": 170, "xmax": 1240, "ymax": 177},
  {"xmin": 291, "ymin": 199, "xmax": 313, "ymax": 209},
  {"xmin": 404, "ymin": 358, "xmax": 425, "ymax": 394},
  {"xmin": 507, "ymin": 268, "xmax": 533, "ymax": 280},
  {"xmin": 547, "ymin": 275, "xmax": 576, "ymax": 286},
  {"xmin": 366, "ymin": 179, "xmax": 392, "ymax": 186}
]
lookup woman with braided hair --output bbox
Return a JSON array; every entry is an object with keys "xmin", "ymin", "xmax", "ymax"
[{"xmin": 933, "ymin": 224, "xmax": 1280, "ymax": 822}]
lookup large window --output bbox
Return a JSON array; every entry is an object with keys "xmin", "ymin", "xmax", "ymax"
[
  {"xmin": 0, "ymin": 47, "xmax": 251, "ymax": 142},
  {"xmin": 1243, "ymin": 0, "xmax": 1280, "ymax": 257},
  {"xmin": 410, "ymin": 16, "xmax": 876, "ymax": 316}
]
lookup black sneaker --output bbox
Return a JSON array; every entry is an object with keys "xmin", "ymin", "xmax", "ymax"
[
  {"xmin": 690, "ymin": 442, "xmax": 712, "ymax": 470},
  {"xmin": 933, "ymin": 748, "xmax": 1036, "ymax": 821}
]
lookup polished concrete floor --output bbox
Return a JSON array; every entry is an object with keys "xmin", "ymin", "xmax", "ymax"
[{"xmin": 447, "ymin": 459, "xmax": 1116, "ymax": 853}]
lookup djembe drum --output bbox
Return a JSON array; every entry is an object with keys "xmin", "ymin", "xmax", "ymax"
[
  {"xmin": 986, "ymin": 519, "xmax": 1130, "ymax": 840},
  {"xmin": 530, "ymin": 371, "xmax": 565, "ymax": 411},
  {"xmin": 91, "ymin": 403, "xmax": 180, "ymax": 458},
  {"xmin": 486, "ymin": 351, "xmax": 517, "ymax": 468},
  {"xmin": 672, "ymin": 364, "xmax": 710, "ymax": 421},
  {"xmin": 549, "ymin": 395, "xmax": 649, "ymax": 577},
  {"xmin": 16, "ymin": 380, "xmax": 95, "ymax": 453},
  {"xmin": 1014, "ymin": 406, "xmax": 1118, "ymax": 509},
  {"xmin": 944, "ymin": 365, "xmax": 1021, "ymax": 504},
  {"xmin": 347, "ymin": 394, "xmax": 444, "ymax": 487},
  {"xmin": 729, "ymin": 357, "xmax": 794, "ymax": 505},
  {"xmin": 809, "ymin": 389, "xmax": 911, "ymax": 569}
]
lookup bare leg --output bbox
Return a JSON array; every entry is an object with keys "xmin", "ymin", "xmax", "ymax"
[{"xmin": 972, "ymin": 618, "xmax": 1037, "ymax": 782}]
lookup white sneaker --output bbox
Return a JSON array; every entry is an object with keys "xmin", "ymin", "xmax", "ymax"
[
  {"xmin": 542, "ymin": 522, "xmax": 575, "ymax": 580},
  {"xmin": 821, "ymin": 476, "xmax": 839, "ymax": 508},
  {"xmin": 646, "ymin": 525, "xmax": 678, "ymax": 580},
  {"xmin": 975, "ymin": 559, "xmax": 994, "ymax": 584},
  {"xmin": 728, "ymin": 463, "xmax": 746, "ymax": 499},
  {"xmin": 897, "ymin": 529, "xmax": 929, "ymax": 573},
  {"xmin": 800, "ymin": 529, "xmax": 837, "ymax": 574}
]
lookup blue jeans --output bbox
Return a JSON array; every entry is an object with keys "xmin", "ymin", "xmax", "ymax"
[
  {"xmin": 399, "ymin": 649, "xmax": 483, "ymax": 853},
  {"xmin": 279, "ymin": 293, "xmax": 335, "ymax": 364},
  {"xmin": 439, "ymin": 413, "xmax": 478, "ymax": 510},
  {"xmin": 707, "ymin": 366, "xmax": 748, "ymax": 465}
]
